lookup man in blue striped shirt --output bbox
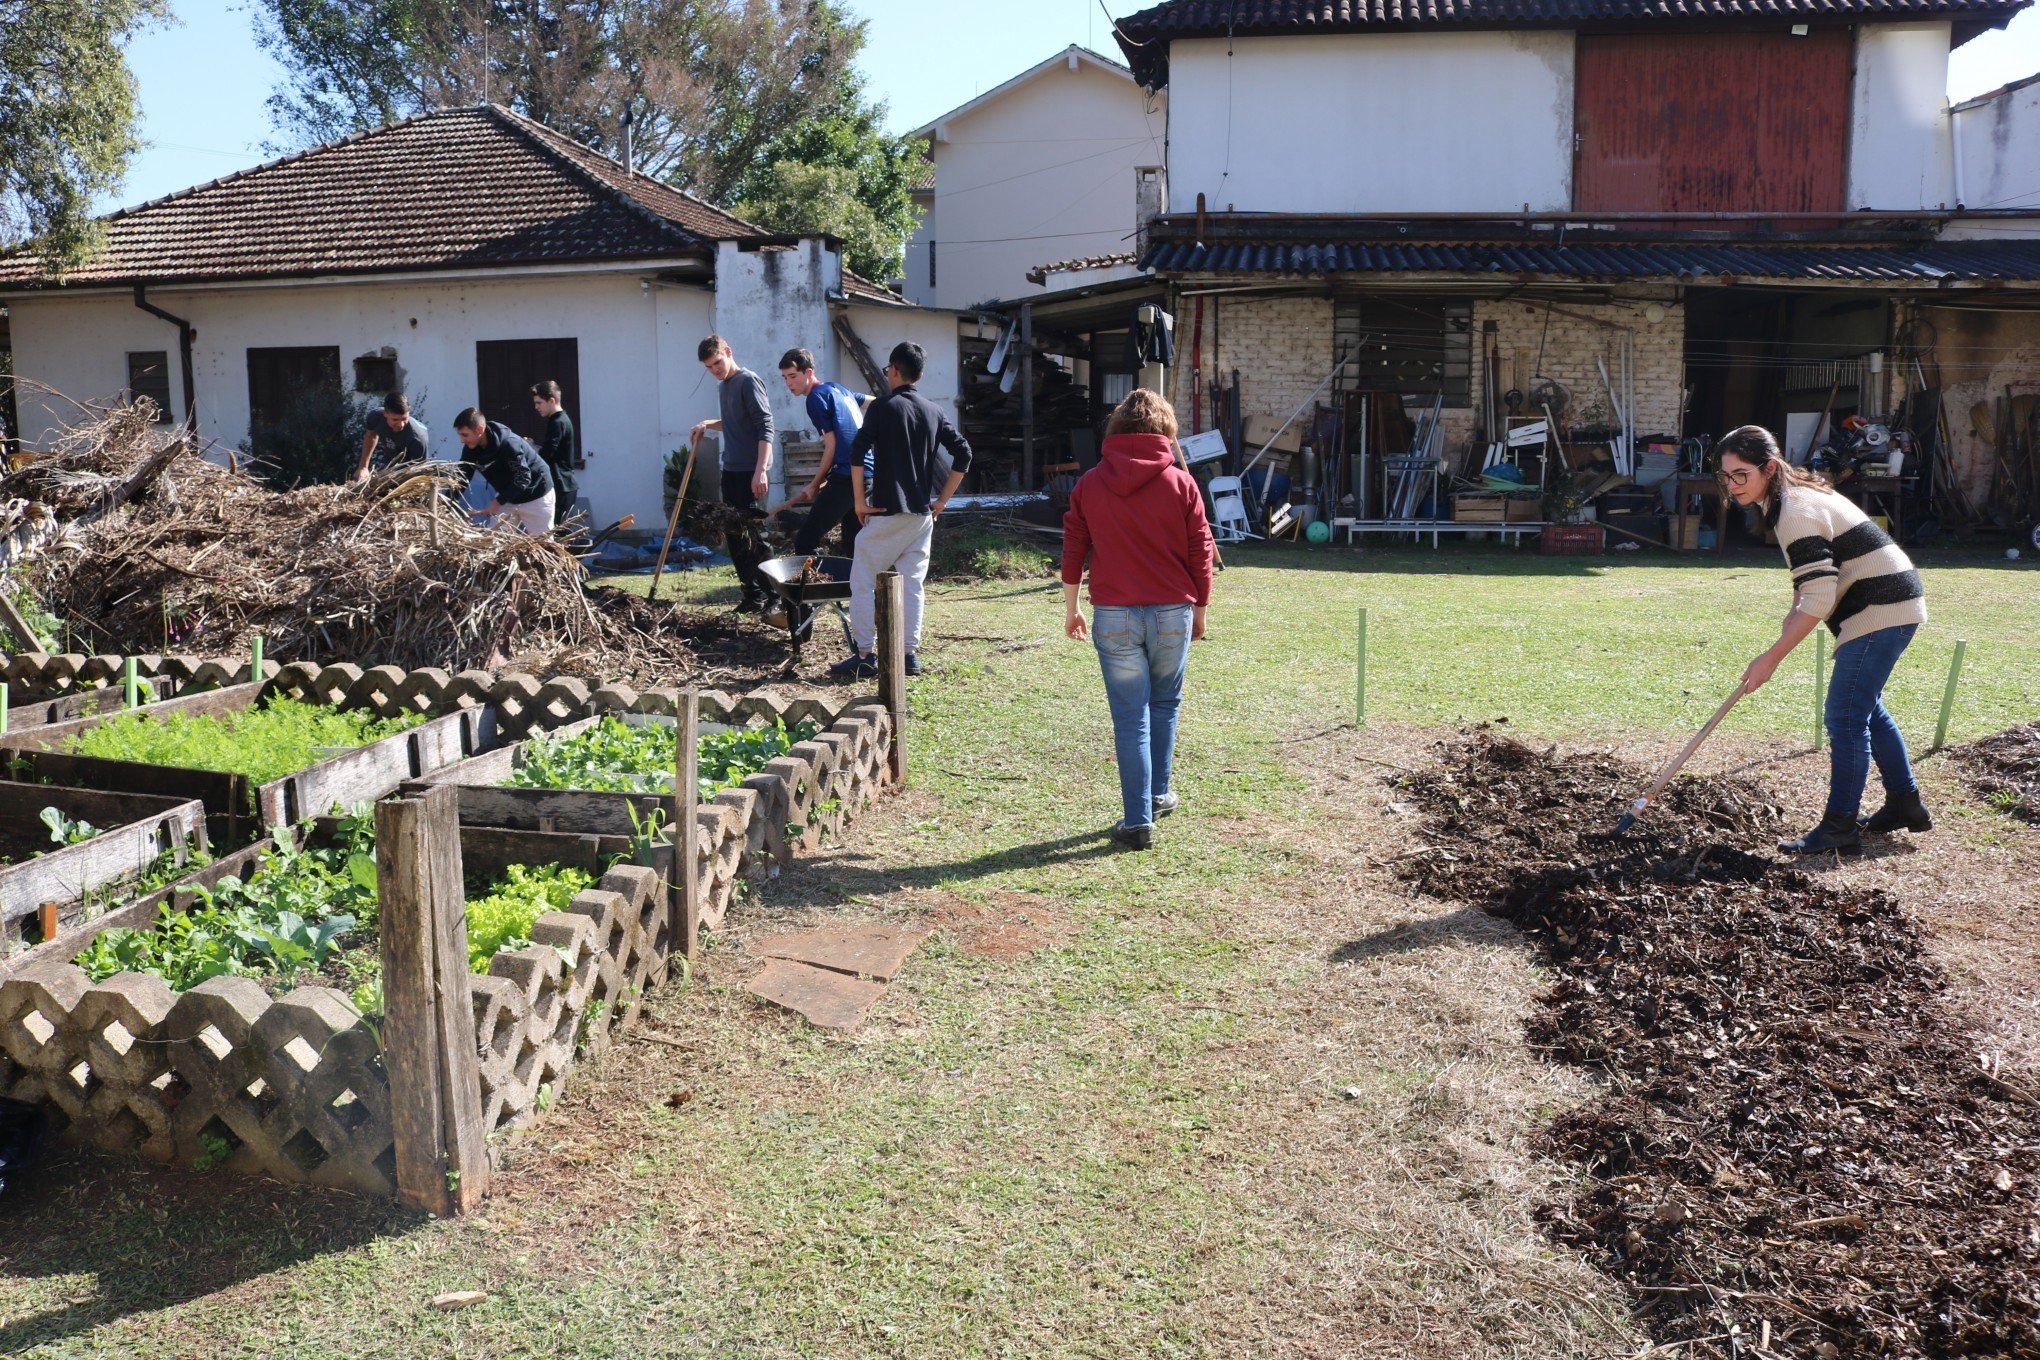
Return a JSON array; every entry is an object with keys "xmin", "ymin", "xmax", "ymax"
[{"xmin": 774, "ymin": 347, "xmax": 872, "ymax": 557}]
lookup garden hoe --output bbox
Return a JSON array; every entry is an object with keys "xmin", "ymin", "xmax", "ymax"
[{"xmin": 1607, "ymin": 680, "xmax": 1749, "ymax": 837}]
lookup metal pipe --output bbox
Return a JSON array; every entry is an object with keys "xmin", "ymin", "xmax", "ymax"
[
  {"xmin": 132, "ymin": 284, "xmax": 197, "ymax": 429},
  {"xmin": 1949, "ymin": 102, "xmax": 1967, "ymax": 209}
]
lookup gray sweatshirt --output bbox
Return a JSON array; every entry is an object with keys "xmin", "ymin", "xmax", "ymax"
[{"xmin": 717, "ymin": 367, "xmax": 775, "ymax": 472}]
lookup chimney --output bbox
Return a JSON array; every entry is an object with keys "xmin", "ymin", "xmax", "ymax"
[
  {"xmin": 621, "ymin": 104, "xmax": 635, "ymax": 175},
  {"xmin": 1135, "ymin": 165, "xmax": 1166, "ymax": 261}
]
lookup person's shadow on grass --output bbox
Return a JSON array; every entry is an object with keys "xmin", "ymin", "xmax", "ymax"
[{"xmin": 759, "ymin": 830, "xmax": 1123, "ymax": 912}]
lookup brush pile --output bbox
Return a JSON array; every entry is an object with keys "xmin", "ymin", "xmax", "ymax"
[
  {"xmin": 0, "ymin": 400, "xmax": 746, "ymax": 684},
  {"xmin": 1399, "ymin": 729, "xmax": 2040, "ymax": 1358},
  {"xmin": 1955, "ymin": 721, "xmax": 2040, "ymax": 824}
]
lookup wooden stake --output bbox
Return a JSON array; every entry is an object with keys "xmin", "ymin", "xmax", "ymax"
[
  {"xmin": 674, "ymin": 688, "xmax": 701, "ymax": 965},
  {"xmin": 1934, "ymin": 639, "xmax": 1968, "ymax": 751},
  {"xmin": 647, "ymin": 442, "xmax": 699, "ymax": 603},
  {"xmin": 378, "ymin": 786, "xmax": 489, "ymax": 1215},
  {"xmin": 876, "ymin": 570, "xmax": 907, "ymax": 786},
  {"xmin": 1355, "ymin": 607, "xmax": 1368, "ymax": 728}
]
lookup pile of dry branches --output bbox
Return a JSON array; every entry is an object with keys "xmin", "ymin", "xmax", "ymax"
[{"xmin": 1, "ymin": 399, "xmax": 708, "ymax": 682}]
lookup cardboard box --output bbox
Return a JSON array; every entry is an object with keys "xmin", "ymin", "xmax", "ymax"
[{"xmin": 1242, "ymin": 414, "xmax": 1304, "ymax": 455}]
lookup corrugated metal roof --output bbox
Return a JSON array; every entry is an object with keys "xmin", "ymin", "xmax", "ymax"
[
  {"xmin": 1115, "ymin": 0, "xmax": 2031, "ymax": 85},
  {"xmin": 1138, "ymin": 236, "xmax": 2040, "ymax": 282}
]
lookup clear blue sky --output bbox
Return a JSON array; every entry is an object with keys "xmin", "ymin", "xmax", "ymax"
[{"xmin": 111, "ymin": 0, "xmax": 2040, "ymax": 213}]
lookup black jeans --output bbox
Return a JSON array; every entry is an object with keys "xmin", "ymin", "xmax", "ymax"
[
  {"xmin": 792, "ymin": 471, "xmax": 861, "ymax": 558},
  {"xmin": 720, "ymin": 469, "xmax": 768, "ymax": 600}
]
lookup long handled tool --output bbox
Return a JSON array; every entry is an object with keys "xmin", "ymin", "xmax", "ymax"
[
  {"xmin": 647, "ymin": 441, "xmax": 699, "ymax": 602},
  {"xmin": 1608, "ymin": 681, "xmax": 1748, "ymax": 836}
]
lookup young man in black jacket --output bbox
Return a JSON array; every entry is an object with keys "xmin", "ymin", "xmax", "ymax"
[
  {"xmin": 834, "ymin": 341, "xmax": 971, "ymax": 679},
  {"xmin": 454, "ymin": 407, "xmax": 554, "ymax": 535},
  {"xmin": 530, "ymin": 380, "xmax": 579, "ymax": 528}
]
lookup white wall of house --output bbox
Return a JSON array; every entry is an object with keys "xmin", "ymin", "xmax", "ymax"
[
  {"xmin": 1166, "ymin": 32, "xmax": 1575, "ymax": 214},
  {"xmin": 1946, "ymin": 72, "xmax": 2040, "ymax": 231},
  {"xmin": 903, "ymin": 190, "xmax": 936, "ymax": 306},
  {"xmin": 9, "ymin": 269, "xmax": 714, "ymax": 529},
  {"xmin": 914, "ymin": 53, "xmax": 1163, "ymax": 310},
  {"xmin": 711, "ymin": 238, "xmax": 839, "ymax": 495},
  {"xmin": 837, "ymin": 305, "xmax": 962, "ymax": 423},
  {"xmin": 1849, "ymin": 22, "xmax": 1955, "ymax": 209}
]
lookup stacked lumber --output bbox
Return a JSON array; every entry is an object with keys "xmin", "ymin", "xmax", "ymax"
[{"xmin": 957, "ymin": 332, "xmax": 1089, "ymax": 491}]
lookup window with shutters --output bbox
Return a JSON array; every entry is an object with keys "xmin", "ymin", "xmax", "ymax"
[
  {"xmin": 1334, "ymin": 298, "xmax": 1472, "ymax": 408},
  {"xmin": 127, "ymin": 351, "xmax": 172, "ymax": 422}
]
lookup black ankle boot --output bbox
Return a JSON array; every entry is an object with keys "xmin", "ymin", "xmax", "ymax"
[
  {"xmin": 1861, "ymin": 789, "xmax": 1933, "ymax": 835},
  {"xmin": 1780, "ymin": 812, "xmax": 1862, "ymax": 856}
]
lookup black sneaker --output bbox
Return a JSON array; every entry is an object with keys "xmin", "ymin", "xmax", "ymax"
[
  {"xmin": 1779, "ymin": 812, "xmax": 1862, "ymax": 856},
  {"xmin": 1110, "ymin": 821, "xmax": 1154, "ymax": 851},
  {"xmin": 734, "ymin": 595, "xmax": 767, "ymax": 616},
  {"xmin": 1861, "ymin": 789, "xmax": 1933, "ymax": 835},
  {"xmin": 829, "ymin": 653, "xmax": 878, "ymax": 680},
  {"xmin": 904, "ymin": 652, "xmax": 922, "ymax": 677}
]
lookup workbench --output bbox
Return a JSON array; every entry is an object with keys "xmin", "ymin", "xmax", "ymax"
[
  {"xmin": 1333, "ymin": 518, "xmax": 1546, "ymax": 549},
  {"xmin": 1671, "ymin": 475, "xmax": 1733, "ymax": 554}
]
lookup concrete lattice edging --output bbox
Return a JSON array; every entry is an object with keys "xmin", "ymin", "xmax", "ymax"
[{"xmin": 0, "ymin": 680, "xmax": 897, "ymax": 1200}]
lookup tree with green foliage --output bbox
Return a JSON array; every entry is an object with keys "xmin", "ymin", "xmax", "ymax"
[
  {"xmin": 0, "ymin": 0, "xmax": 166, "ymax": 273},
  {"xmin": 253, "ymin": 0, "xmax": 922, "ymax": 278}
]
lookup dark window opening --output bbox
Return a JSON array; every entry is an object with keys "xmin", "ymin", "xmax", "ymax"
[
  {"xmin": 1335, "ymin": 298, "xmax": 1473, "ymax": 408},
  {"xmin": 353, "ymin": 351, "xmax": 398, "ymax": 394},
  {"xmin": 475, "ymin": 337, "xmax": 582, "ymax": 465},
  {"xmin": 127, "ymin": 351, "xmax": 172, "ymax": 422},
  {"xmin": 928, "ymin": 241, "xmax": 937, "ymax": 291},
  {"xmin": 245, "ymin": 346, "xmax": 349, "ymax": 487}
]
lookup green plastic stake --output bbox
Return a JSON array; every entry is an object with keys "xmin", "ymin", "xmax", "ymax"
[
  {"xmin": 1812, "ymin": 630, "xmax": 1827, "ymax": 750},
  {"xmin": 1934, "ymin": 639, "xmax": 1968, "ymax": 751},
  {"xmin": 124, "ymin": 657, "xmax": 139, "ymax": 709},
  {"xmin": 1355, "ymin": 607, "xmax": 1368, "ymax": 728},
  {"xmin": 252, "ymin": 635, "xmax": 265, "ymax": 685}
]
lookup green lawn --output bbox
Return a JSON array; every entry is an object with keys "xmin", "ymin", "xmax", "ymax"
[{"xmin": 0, "ymin": 541, "xmax": 2031, "ymax": 1359}]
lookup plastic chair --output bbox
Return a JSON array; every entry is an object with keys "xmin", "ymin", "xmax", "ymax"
[{"xmin": 1207, "ymin": 475, "xmax": 1258, "ymax": 543}]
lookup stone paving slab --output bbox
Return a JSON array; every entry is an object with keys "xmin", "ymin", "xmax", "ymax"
[
  {"xmin": 745, "ymin": 959, "xmax": 888, "ymax": 1032},
  {"xmin": 751, "ymin": 923, "xmax": 929, "ymax": 981}
]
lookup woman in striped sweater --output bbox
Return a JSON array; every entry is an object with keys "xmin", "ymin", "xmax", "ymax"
[{"xmin": 1716, "ymin": 425, "xmax": 1931, "ymax": 855}]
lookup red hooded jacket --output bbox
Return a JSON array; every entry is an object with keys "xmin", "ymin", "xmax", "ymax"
[{"xmin": 1061, "ymin": 433, "xmax": 1216, "ymax": 607}]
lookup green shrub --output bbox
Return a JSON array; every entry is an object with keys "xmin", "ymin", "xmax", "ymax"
[{"xmin": 68, "ymin": 697, "xmax": 425, "ymax": 788}]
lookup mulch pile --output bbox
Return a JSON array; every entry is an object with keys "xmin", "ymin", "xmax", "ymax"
[
  {"xmin": 1398, "ymin": 728, "xmax": 2040, "ymax": 1358},
  {"xmin": 0, "ymin": 401, "xmax": 782, "ymax": 686},
  {"xmin": 1954, "ymin": 722, "xmax": 2040, "ymax": 825}
]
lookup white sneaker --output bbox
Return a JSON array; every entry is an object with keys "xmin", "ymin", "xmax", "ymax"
[{"xmin": 1152, "ymin": 792, "xmax": 1180, "ymax": 818}]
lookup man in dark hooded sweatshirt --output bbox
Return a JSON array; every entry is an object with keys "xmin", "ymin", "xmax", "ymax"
[{"xmin": 1061, "ymin": 388, "xmax": 1215, "ymax": 851}]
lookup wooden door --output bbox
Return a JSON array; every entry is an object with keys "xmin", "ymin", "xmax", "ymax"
[
  {"xmin": 246, "ymin": 346, "xmax": 341, "ymax": 438},
  {"xmin": 474, "ymin": 338, "xmax": 582, "ymax": 462},
  {"xmin": 1574, "ymin": 31, "xmax": 1852, "ymax": 218}
]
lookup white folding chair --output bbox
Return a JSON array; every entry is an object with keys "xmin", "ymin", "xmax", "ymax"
[{"xmin": 1206, "ymin": 475, "xmax": 1258, "ymax": 543}]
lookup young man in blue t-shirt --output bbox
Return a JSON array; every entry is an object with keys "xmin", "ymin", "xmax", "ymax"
[{"xmin": 774, "ymin": 347, "xmax": 872, "ymax": 557}]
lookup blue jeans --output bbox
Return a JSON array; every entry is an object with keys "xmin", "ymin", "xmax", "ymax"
[
  {"xmin": 1092, "ymin": 604, "xmax": 1193, "ymax": 829},
  {"xmin": 1825, "ymin": 623, "xmax": 1919, "ymax": 820}
]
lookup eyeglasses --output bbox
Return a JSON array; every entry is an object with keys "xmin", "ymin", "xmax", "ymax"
[{"xmin": 1715, "ymin": 466, "xmax": 1758, "ymax": 489}]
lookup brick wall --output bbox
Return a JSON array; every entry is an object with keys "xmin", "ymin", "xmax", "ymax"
[{"xmin": 1173, "ymin": 289, "xmax": 1688, "ymax": 458}]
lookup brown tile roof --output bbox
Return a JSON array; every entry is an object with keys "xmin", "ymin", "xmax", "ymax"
[
  {"xmin": 1115, "ymin": 0, "xmax": 2031, "ymax": 85},
  {"xmin": 907, "ymin": 160, "xmax": 936, "ymax": 194},
  {"xmin": 1026, "ymin": 252, "xmax": 1138, "ymax": 284},
  {"xmin": 0, "ymin": 104, "xmax": 768, "ymax": 289}
]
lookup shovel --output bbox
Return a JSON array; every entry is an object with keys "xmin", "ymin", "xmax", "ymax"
[{"xmin": 1607, "ymin": 681, "xmax": 1748, "ymax": 837}]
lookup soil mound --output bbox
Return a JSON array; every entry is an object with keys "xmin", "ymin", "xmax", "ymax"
[
  {"xmin": 1955, "ymin": 722, "xmax": 2040, "ymax": 825},
  {"xmin": 1399, "ymin": 729, "xmax": 2040, "ymax": 1358}
]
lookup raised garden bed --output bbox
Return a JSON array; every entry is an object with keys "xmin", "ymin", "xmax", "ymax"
[
  {"xmin": 0, "ymin": 683, "xmax": 504, "ymax": 844},
  {"xmin": 0, "ymin": 782, "xmax": 209, "ymax": 951}
]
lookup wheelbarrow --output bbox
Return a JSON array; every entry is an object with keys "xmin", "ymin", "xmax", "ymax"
[{"xmin": 758, "ymin": 554, "xmax": 854, "ymax": 671}]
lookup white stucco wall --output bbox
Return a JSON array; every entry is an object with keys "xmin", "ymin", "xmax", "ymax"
[
  {"xmin": 710, "ymin": 238, "xmax": 840, "ymax": 494},
  {"xmin": 1947, "ymin": 73, "xmax": 2040, "ymax": 225},
  {"xmin": 8, "ymin": 269, "xmax": 715, "ymax": 528},
  {"xmin": 1848, "ymin": 23, "xmax": 1955, "ymax": 209},
  {"xmin": 903, "ymin": 191, "xmax": 936, "ymax": 307},
  {"xmin": 837, "ymin": 305, "xmax": 961, "ymax": 425},
  {"xmin": 918, "ymin": 55, "xmax": 1164, "ymax": 310},
  {"xmin": 1167, "ymin": 32, "xmax": 1574, "ymax": 213}
]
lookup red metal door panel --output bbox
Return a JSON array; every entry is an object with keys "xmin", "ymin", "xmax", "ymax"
[{"xmin": 1574, "ymin": 32, "xmax": 1851, "ymax": 216}]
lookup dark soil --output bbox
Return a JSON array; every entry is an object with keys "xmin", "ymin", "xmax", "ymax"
[
  {"xmin": 1954, "ymin": 722, "xmax": 2040, "ymax": 825},
  {"xmin": 0, "ymin": 827, "xmax": 46, "ymax": 867},
  {"xmin": 1398, "ymin": 728, "xmax": 2040, "ymax": 1358}
]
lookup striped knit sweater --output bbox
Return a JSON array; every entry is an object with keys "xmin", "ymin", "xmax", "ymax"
[{"xmin": 1770, "ymin": 483, "xmax": 1927, "ymax": 646}]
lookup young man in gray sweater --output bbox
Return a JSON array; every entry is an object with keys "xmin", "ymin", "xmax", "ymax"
[{"xmin": 690, "ymin": 334, "xmax": 775, "ymax": 612}]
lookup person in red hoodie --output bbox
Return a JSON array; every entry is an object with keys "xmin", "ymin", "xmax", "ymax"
[{"xmin": 1063, "ymin": 389, "xmax": 1217, "ymax": 851}]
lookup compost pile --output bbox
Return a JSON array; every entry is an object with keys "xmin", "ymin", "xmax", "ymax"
[
  {"xmin": 1954, "ymin": 721, "xmax": 2040, "ymax": 824},
  {"xmin": 1399, "ymin": 729, "xmax": 2040, "ymax": 1358},
  {"xmin": 0, "ymin": 403, "xmax": 747, "ymax": 684}
]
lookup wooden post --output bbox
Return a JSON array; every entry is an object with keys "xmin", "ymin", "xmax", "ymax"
[
  {"xmin": 1934, "ymin": 639, "xmax": 1968, "ymax": 751},
  {"xmin": 673, "ymin": 688, "xmax": 701, "ymax": 965},
  {"xmin": 876, "ymin": 570, "xmax": 907, "ymax": 786},
  {"xmin": 377, "ymin": 785, "xmax": 489, "ymax": 1215},
  {"xmin": 1020, "ymin": 303, "xmax": 1035, "ymax": 493}
]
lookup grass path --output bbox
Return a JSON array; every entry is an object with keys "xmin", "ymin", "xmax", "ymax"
[{"xmin": 0, "ymin": 544, "xmax": 2031, "ymax": 1358}]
